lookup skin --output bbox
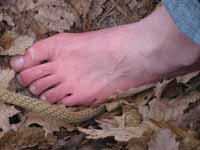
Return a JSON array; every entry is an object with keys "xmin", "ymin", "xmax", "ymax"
[{"xmin": 10, "ymin": 6, "xmax": 200, "ymax": 106}]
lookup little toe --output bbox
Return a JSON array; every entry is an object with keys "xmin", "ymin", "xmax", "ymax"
[
  {"xmin": 40, "ymin": 84, "xmax": 71, "ymax": 103},
  {"xmin": 10, "ymin": 39, "xmax": 54, "ymax": 72},
  {"xmin": 18, "ymin": 62, "xmax": 55, "ymax": 87},
  {"xmin": 29, "ymin": 75, "xmax": 60, "ymax": 95}
]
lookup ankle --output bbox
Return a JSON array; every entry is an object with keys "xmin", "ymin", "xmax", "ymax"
[{"xmin": 136, "ymin": 6, "xmax": 200, "ymax": 74}]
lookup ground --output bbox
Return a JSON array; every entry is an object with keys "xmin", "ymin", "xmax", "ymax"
[{"xmin": 1, "ymin": 0, "xmax": 200, "ymax": 150}]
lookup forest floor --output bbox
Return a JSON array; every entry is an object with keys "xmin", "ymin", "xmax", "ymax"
[{"xmin": 1, "ymin": 0, "xmax": 200, "ymax": 150}]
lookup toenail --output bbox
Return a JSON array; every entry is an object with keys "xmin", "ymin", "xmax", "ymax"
[
  {"xmin": 41, "ymin": 95, "xmax": 46, "ymax": 101},
  {"xmin": 14, "ymin": 56, "xmax": 24, "ymax": 68},
  {"xmin": 29, "ymin": 85, "xmax": 36, "ymax": 94}
]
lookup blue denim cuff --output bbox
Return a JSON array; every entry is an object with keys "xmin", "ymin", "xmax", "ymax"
[{"xmin": 163, "ymin": 0, "xmax": 200, "ymax": 46}]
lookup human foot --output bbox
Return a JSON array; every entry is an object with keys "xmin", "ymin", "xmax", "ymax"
[{"xmin": 10, "ymin": 6, "xmax": 200, "ymax": 106}]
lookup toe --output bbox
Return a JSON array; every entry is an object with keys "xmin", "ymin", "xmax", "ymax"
[
  {"xmin": 61, "ymin": 94, "xmax": 94, "ymax": 106},
  {"xmin": 40, "ymin": 84, "xmax": 71, "ymax": 103},
  {"xmin": 18, "ymin": 62, "xmax": 55, "ymax": 87},
  {"xmin": 29, "ymin": 75, "xmax": 60, "ymax": 95},
  {"xmin": 91, "ymin": 98, "xmax": 105, "ymax": 106},
  {"xmin": 61, "ymin": 95, "xmax": 81, "ymax": 106},
  {"xmin": 10, "ymin": 38, "xmax": 54, "ymax": 72}
]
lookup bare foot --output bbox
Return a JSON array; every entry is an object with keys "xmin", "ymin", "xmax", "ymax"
[{"xmin": 11, "ymin": 6, "xmax": 200, "ymax": 106}]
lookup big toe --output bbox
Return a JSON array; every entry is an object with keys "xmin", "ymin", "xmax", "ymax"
[{"xmin": 10, "ymin": 39, "xmax": 54, "ymax": 72}]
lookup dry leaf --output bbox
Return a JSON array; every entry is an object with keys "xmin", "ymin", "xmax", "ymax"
[
  {"xmin": 78, "ymin": 124, "xmax": 148, "ymax": 142},
  {"xmin": 7, "ymin": 35, "xmax": 34, "ymax": 55},
  {"xmin": 0, "ymin": 31, "xmax": 14, "ymax": 50},
  {"xmin": 16, "ymin": 0, "xmax": 80, "ymax": 32},
  {"xmin": 148, "ymin": 129, "xmax": 179, "ymax": 150},
  {"xmin": 128, "ymin": 0, "xmax": 141, "ymax": 10},
  {"xmin": 0, "ymin": 69, "xmax": 15, "ymax": 89},
  {"xmin": 161, "ymin": 79, "xmax": 184, "ymax": 98},
  {"xmin": 89, "ymin": 0, "xmax": 107, "ymax": 20},
  {"xmin": 131, "ymin": 88, "xmax": 153, "ymax": 106},
  {"xmin": 127, "ymin": 0, "xmax": 155, "ymax": 20},
  {"xmin": 51, "ymin": 134, "xmax": 85, "ymax": 150},
  {"xmin": 0, "ymin": 103, "xmax": 20, "ymax": 138},
  {"xmin": 139, "ymin": 98, "xmax": 174, "ymax": 122},
  {"xmin": 24, "ymin": 112, "xmax": 75, "ymax": 135},
  {"xmin": 123, "ymin": 109, "xmax": 142, "ymax": 127},
  {"xmin": 149, "ymin": 119, "xmax": 200, "ymax": 148},
  {"xmin": 70, "ymin": 0, "xmax": 92, "ymax": 17},
  {"xmin": 79, "ymin": 115, "xmax": 150, "ymax": 142},
  {"xmin": 139, "ymin": 91, "xmax": 200, "ymax": 122},
  {"xmin": 127, "ymin": 137, "xmax": 149, "ymax": 150},
  {"xmin": 176, "ymin": 71, "xmax": 200, "ymax": 84},
  {"xmin": 0, "ymin": 127, "xmax": 56, "ymax": 150},
  {"xmin": 154, "ymin": 80, "xmax": 172, "ymax": 99},
  {"xmin": 0, "ymin": 7, "xmax": 15, "ymax": 27},
  {"xmin": 0, "ymin": 31, "xmax": 34, "ymax": 56},
  {"xmin": 0, "ymin": 12, "xmax": 2, "ymax": 22},
  {"xmin": 176, "ymin": 104, "xmax": 200, "ymax": 129}
]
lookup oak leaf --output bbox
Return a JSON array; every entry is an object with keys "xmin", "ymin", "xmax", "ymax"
[
  {"xmin": 139, "ymin": 91, "xmax": 200, "ymax": 122},
  {"xmin": 148, "ymin": 129, "xmax": 179, "ymax": 150},
  {"xmin": 23, "ymin": 112, "xmax": 75, "ymax": 135},
  {"xmin": 0, "ymin": 103, "xmax": 20, "ymax": 138},
  {"xmin": 0, "ymin": 69, "xmax": 15, "ymax": 89},
  {"xmin": 16, "ymin": 0, "xmax": 80, "ymax": 32},
  {"xmin": 79, "ymin": 114, "xmax": 150, "ymax": 142},
  {"xmin": 0, "ymin": 31, "xmax": 34, "ymax": 56}
]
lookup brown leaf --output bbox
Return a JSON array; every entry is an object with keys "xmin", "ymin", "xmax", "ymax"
[
  {"xmin": 149, "ymin": 119, "xmax": 200, "ymax": 147},
  {"xmin": 0, "ymin": 31, "xmax": 14, "ymax": 50},
  {"xmin": 78, "ymin": 124, "xmax": 148, "ymax": 142},
  {"xmin": 52, "ymin": 134, "xmax": 85, "ymax": 150},
  {"xmin": 0, "ymin": 69, "xmax": 15, "ymax": 89},
  {"xmin": 154, "ymin": 80, "xmax": 172, "ymax": 99},
  {"xmin": 0, "ymin": 31, "xmax": 34, "ymax": 56},
  {"xmin": 0, "ymin": 12, "xmax": 3, "ymax": 22},
  {"xmin": 0, "ymin": 7, "xmax": 15, "ymax": 27},
  {"xmin": 148, "ymin": 129, "xmax": 179, "ymax": 150},
  {"xmin": 139, "ymin": 98, "xmax": 176, "ymax": 122},
  {"xmin": 15, "ymin": 0, "xmax": 80, "ymax": 32},
  {"xmin": 139, "ymin": 91, "xmax": 200, "ymax": 122},
  {"xmin": 177, "ymin": 104, "xmax": 200, "ymax": 130},
  {"xmin": 70, "ymin": 0, "xmax": 93, "ymax": 17},
  {"xmin": 79, "ymin": 114, "xmax": 150, "ymax": 142},
  {"xmin": 0, "ymin": 127, "xmax": 56, "ymax": 150},
  {"xmin": 176, "ymin": 71, "xmax": 200, "ymax": 84},
  {"xmin": 161, "ymin": 79, "xmax": 184, "ymax": 99},
  {"xmin": 88, "ymin": 0, "xmax": 107, "ymax": 21},
  {"xmin": 127, "ymin": 137, "xmax": 149, "ymax": 150},
  {"xmin": 123, "ymin": 109, "xmax": 142, "ymax": 127},
  {"xmin": 23, "ymin": 112, "xmax": 75, "ymax": 135},
  {"xmin": 0, "ymin": 103, "xmax": 20, "ymax": 138},
  {"xmin": 131, "ymin": 88, "xmax": 153, "ymax": 106}
]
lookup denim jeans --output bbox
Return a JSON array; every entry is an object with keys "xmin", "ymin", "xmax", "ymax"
[{"xmin": 164, "ymin": 0, "xmax": 200, "ymax": 46}]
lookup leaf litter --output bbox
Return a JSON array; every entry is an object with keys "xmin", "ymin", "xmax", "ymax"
[{"xmin": 1, "ymin": 0, "xmax": 200, "ymax": 150}]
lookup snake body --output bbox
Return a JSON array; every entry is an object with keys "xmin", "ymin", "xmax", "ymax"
[{"xmin": 0, "ymin": 88, "xmax": 106, "ymax": 124}]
